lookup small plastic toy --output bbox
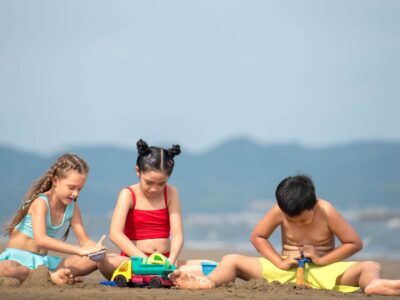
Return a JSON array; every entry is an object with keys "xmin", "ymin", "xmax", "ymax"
[
  {"xmin": 296, "ymin": 255, "xmax": 312, "ymax": 286},
  {"xmin": 111, "ymin": 253, "xmax": 176, "ymax": 288},
  {"xmin": 87, "ymin": 250, "xmax": 106, "ymax": 262},
  {"xmin": 99, "ymin": 280, "xmax": 116, "ymax": 287}
]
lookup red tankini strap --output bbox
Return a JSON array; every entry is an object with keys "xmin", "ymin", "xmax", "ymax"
[
  {"xmin": 164, "ymin": 185, "xmax": 168, "ymax": 209},
  {"xmin": 125, "ymin": 186, "xmax": 168, "ymax": 210},
  {"xmin": 126, "ymin": 186, "xmax": 136, "ymax": 208}
]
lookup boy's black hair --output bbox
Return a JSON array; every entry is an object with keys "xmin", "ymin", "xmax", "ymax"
[
  {"xmin": 275, "ymin": 175, "xmax": 317, "ymax": 217},
  {"xmin": 136, "ymin": 139, "xmax": 181, "ymax": 176}
]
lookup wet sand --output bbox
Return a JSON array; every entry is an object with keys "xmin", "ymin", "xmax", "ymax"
[{"xmin": 1, "ymin": 246, "xmax": 400, "ymax": 300}]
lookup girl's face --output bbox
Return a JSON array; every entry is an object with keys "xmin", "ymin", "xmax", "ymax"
[
  {"xmin": 52, "ymin": 170, "xmax": 87, "ymax": 205},
  {"xmin": 137, "ymin": 168, "xmax": 169, "ymax": 199}
]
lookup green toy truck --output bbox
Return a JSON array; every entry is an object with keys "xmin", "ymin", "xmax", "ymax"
[{"xmin": 111, "ymin": 253, "xmax": 176, "ymax": 288}]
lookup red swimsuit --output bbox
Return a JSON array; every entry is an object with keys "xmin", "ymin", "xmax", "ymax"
[{"xmin": 121, "ymin": 186, "xmax": 171, "ymax": 257}]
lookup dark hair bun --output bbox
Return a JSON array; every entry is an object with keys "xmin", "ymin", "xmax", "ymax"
[
  {"xmin": 167, "ymin": 144, "xmax": 181, "ymax": 158},
  {"xmin": 137, "ymin": 139, "xmax": 150, "ymax": 156}
]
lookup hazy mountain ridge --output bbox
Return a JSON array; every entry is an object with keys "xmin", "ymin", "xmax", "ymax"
[{"xmin": 1, "ymin": 139, "xmax": 400, "ymax": 224}]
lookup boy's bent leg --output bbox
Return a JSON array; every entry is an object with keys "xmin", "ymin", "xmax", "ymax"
[
  {"xmin": 171, "ymin": 254, "xmax": 263, "ymax": 289},
  {"xmin": 209, "ymin": 254, "xmax": 263, "ymax": 285},
  {"xmin": 336, "ymin": 261, "xmax": 381, "ymax": 288},
  {"xmin": 336, "ymin": 260, "xmax": 400, "ymax": 295}
]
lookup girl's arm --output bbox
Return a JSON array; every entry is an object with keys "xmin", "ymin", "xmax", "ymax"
[
  {"xmin": 304, "ymin": 201, "xmax": 363, "ymax": 265},
  {"xmin": 70, "ymin": 204, "xmax": 94, "ymax": 247},
  {"xmin": 109, "ymin": 189, "xmax": 147, "ymax": 257},
  {"xmin": 166, "ymin": 186, "xmax": 184, "ymax": 265},
  {"xmin": 250, "ymin": 205, "xmax": 294, "ymax": 269},
  {"xmin": 70, "ymin": 203, "xmax": 106, "ymax": 251},
  {"xmin": 30, "ymin": 198, "xmax": 81, "ymax": 255}
]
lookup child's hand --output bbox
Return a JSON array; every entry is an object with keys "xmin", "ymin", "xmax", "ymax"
[
  {"xmin": 78, "ymin": 235, "xmax": 107, "ymax": 256},
  {"xmin": 287, "ymin": 250, "xmax": 302, "ymax": 261},
  {"xmin": 95, "ymin": 235, "xmax": 107, "ymax": 250},
  {"xmin": 279, "ymin": 255, "xmax": 299, "ymax": 270},
  {"xmin": 302, "ymin": 245, "xmax": 320, "ymax": 264}
]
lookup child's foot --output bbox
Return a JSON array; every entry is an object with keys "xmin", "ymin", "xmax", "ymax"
[
  {"xmin": 0, "ymin": 276, "xmax": 21, "ymax": 287},
  {"xmin": 170, "ymin": 270, "xmax": 215, "ymax": 289},
  {"xmin": 364, "ymin": 279, "xmax": 400, "ymax": 296},
  {"xmin": 50, "ymin": 268, "xmax": 84, "ymax": 285}
]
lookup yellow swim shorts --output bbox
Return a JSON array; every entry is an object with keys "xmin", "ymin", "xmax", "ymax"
[{"xmin": 259, "ymin": 257, "xmax": 360, "ymax": 293}]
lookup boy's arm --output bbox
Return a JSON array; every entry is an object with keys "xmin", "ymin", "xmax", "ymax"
[
  {"xmin": 304, "ymin": 201, "xmax": 363, "ymax": 265},
  {"xmin": 250, "ymin": 205, "xmax": 297, "ymax": 270}
]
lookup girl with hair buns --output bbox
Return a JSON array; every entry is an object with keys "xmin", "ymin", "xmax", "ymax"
[
  {"xmin": 0, "ymin": 154, "xmax": 106, "ymax": 285},
  {"xmin": 99, "ymin": 139, "xmax": 193, "ymax": 278}
]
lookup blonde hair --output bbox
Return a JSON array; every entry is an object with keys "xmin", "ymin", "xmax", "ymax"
[{"xmin": 6, "ymin": 153, "xmax": 89, "ymax": 238}]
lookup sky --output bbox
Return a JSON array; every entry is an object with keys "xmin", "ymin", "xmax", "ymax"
[{"xmin": 0, "ymin": 0, "xmax": 399, "ymax": 155}]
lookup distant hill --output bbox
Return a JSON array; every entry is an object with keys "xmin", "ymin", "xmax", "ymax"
[{"xmin": 1, "ymin": 139, "xmax": 400, "ymax": 224}]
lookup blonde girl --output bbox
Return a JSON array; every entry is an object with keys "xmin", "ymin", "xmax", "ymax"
[{"xmin": 0, "ymin": 154, "xmax": 106, "ymax": 284}]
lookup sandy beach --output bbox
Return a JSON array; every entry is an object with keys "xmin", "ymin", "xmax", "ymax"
[{"xmin": 1, "ymin": 245, "xmax": 400, "ymax": 300}]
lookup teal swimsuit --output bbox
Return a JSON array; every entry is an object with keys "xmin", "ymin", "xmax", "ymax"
[{"xmin": 0, "ymin": 194, "xmax": 74, "ymax": 271}]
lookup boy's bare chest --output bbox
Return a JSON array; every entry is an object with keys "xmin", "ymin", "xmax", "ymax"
[{"xmin": 282, "ymin": 222, "xmax": 333, "ymax": 247}]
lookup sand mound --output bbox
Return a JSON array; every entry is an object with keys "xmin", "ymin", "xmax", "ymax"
[{"xmin": 22, "ymin": 266, "xmax": 53, "ymax": 287}]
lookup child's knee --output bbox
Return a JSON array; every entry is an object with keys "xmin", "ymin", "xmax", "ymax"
[
  {"xmin": 220, "ymin": 254, "xmax": 242, "ymax": 265},
  {"xmin": 0, "ymin": 260, "xmax": 30, "ymax": 278},
  {"xmin": 361, "ymin": 261, "xmax": 381, "ymax": 273},
  {"xmin": 3, "ymin": 260, "xmax": 28, "ymax": 272},
  {"xmin": 98, "ymin": 255, "xmax": 128, "ymax": 278},
  {"xmin": 3, "ymin": 260, "xmax": 20, "ymax": 268}
]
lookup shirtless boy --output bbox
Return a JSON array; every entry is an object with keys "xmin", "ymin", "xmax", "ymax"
[{"xmin": 171, "ymin": 175, "xmax": 400, "ymax": 296}]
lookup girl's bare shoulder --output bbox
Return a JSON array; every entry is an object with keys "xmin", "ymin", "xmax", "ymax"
[
  {"xmin": 116, "ymin": 185, "xmax": 139, "ymax": 207},
  {"xmin": 28, "ymin": 196, "xmax": 48, "ymax": 212},
  {"xmin": 126, "ymin": 183, "xmax": 140, "ymax": 191},
  {"xmin": 166, "ymin": 185, "xmax": 180, "ymax": 203},
  {"xmin": 166, "ymin": 184, "xmax": 178, "ymax": 194}
]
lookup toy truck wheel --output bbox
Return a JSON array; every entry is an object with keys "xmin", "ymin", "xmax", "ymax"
[
  {"xmin": 149, "ymin": 277, "xmax": 162, "ymax": 288},
  {"xmin": 114, "ymin": 275, "xmax": 128, "ymax": 287}
]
